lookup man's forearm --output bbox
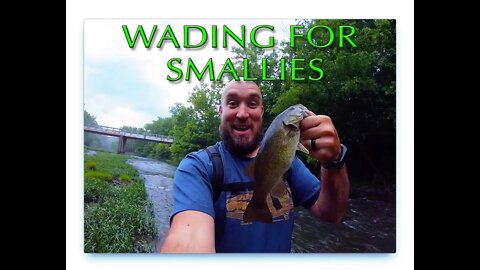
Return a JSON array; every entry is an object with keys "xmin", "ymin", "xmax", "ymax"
[
  {"xmin": 159, "ymin": 210, "xmax": 216, "ymax": 253},
  {"xmin": 309, "ymin": 166, "xmax": 350, "ymax": 223}
]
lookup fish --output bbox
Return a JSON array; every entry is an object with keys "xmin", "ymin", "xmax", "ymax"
[{"xmin": 243, "ymin": 104, "xmax": 310, "ymax": 223}]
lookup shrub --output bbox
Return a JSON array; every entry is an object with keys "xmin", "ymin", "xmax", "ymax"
[
  {"xmin": 85, "ymin": 161, "xmax": 97, "ymax": 171},
  {"xmin": 84, "ymin": 171, "xmax": 112, "ymax": 182},
  {"xmin": 119, "ymin": 174, "xmax": 131, "ymax": 182}
]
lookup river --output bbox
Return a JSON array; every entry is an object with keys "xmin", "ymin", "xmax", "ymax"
[{"xmin": 127, "ymin": 156, "xmax": 395, "ymax": 253}]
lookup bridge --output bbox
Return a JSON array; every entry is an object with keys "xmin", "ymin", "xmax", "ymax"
[{"xmin": 84, "ymin": 125, "xmax": 174, "ymax": 154}]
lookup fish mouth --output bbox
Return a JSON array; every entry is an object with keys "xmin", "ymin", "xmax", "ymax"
[
  {"xmin": 283, "ymin": 114, "xmax": 304, "ymax": 126},
  {"xmin": 286, "ymin": 123, "xmax": 300, "ymax": 130}
]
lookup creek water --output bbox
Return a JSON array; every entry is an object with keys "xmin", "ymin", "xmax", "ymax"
[{"xmin": 127, "ymin": 156, "xmax": 395, "ymax": 253}]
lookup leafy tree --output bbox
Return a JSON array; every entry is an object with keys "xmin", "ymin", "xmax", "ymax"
[
  {"xmin": 84, "ymin": 110, "xmax": 101, "ymax": 148},
  {"xmin": 169, "ymin": 83, "xmax": 222, "ymax": 163},
  {"xmin": 83, "ymin": 110, "xmax": 117, "ymax": 152},
  {"xmin": 276, "ymin": 19, "xmax": 396, "ymax": 184},
  {"xmin": 120, "ymin": 19, "xmax": 396, "ymax": 186},
  {"xmin": 152, "ymin": 143, "xmax": 171, "ymax": 160},
  {"xmin": 169, "ymin": 104, "xmax": 196, "ymax": 162},
  {"xmin": 84, "ymin": 110, "xmax": 98, "ymax": 127},
  {"xmin": 144, "ymin": 117, "xmax": 174, "ymax": 136}
]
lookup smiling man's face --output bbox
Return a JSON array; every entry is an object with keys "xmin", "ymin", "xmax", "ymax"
[{"xmin": 219, "ymin": 81, "xmax": 264, "ymax": 157}]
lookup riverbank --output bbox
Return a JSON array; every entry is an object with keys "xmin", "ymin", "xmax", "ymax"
[
  {"xmin": 84, "ymin": 148, "xmax": 396, "ymax": 253},
  {"xmin": 126, "ymin": 156, "xmax": 177, "ymax": 251},
  {"xmin": 83, "ymin": 149, "xmax": 157, "ymax": 253}
]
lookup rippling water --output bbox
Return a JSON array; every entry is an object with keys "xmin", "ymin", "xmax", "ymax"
[
  {"xmin": 291, "ymin": 197, "xmax": 395, "ymax": 252},
  {"xmin": 127, "ymin": 157, "xmax": 176, "ymax": 250},
  {"xmin": 128, "ymin": 156, "xmax": 395, "ymax": 253}
]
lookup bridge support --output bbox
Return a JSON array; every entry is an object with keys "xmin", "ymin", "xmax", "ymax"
[{"xmin": 118, "ymin": 136, "xmax": 127, "ymax": 154}]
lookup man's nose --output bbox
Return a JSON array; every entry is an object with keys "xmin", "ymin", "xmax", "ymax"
[{"xmin": 236, "ymin": 103, "xmax": 249, "ymax": 119}]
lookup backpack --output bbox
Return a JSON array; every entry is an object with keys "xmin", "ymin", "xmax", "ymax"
[{"xmin": 203, "ymin": 142, "xmax": 293, "ymax": 246}]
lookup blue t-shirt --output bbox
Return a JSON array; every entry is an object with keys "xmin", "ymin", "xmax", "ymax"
[{"xmin": 170, "ymin": 141, "xmax": 320, "ymax": 253}]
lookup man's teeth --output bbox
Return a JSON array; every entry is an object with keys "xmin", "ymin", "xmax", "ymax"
[{"xmin": 235, "ymin": 126, "xmax": 249, "ymax": 131}]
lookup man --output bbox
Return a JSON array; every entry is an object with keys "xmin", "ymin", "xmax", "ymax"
[{"xmin": 160, "ymin": 80, "xmax": 349, "ymax": 253}]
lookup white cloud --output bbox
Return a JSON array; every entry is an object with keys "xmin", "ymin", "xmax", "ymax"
[
  {"xmin": 84, "ymin": 19, "xmax": 296, "ymax": 128},
  {"xmin": 100, "ymin": 106, "xmax": 152, "ymax": 128},
  {"xmin": 84, "ymin": 91, "xmax": 154, "ymax": 128}
]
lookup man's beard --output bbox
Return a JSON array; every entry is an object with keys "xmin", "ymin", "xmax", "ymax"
[{"xmin": 220, "ymin": 123, "xmax": 263, "ymax": 157}]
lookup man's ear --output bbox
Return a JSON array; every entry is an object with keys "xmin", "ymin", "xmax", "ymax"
[{"xmin": 219, "ymin": 105, "xmax": 223, "ymax": 114}]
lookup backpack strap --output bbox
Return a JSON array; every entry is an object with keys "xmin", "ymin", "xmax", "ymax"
[
  {"xmin": 205, "ymin": 142, "xmax": 293, "ymax": 203},
  {"xmin": 204, "ymin": 143, "xmax": 224, "ymax": 202}
]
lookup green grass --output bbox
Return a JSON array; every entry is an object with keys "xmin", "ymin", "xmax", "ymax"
[
  {"xmin": 119, "ymin": 174, "xmax": 132, "ymax": 182},
  {"xmin": 85, "ymin": 161, "xmax": 97, "ymax": 171},
  {"xmin": 84, "ymin": 151, "xmax": 157, "ymax": 253},
  {"xmin": 84, "ymin": 171, "xmax": 112, "ymax": 182}
]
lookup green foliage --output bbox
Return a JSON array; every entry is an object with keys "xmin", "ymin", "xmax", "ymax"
[
  {"xmin": 84, "ymin": 151, "xmax": 139, "ymax": 179},
  {"xmin": 272, "ymin": 85, "xmax": 302, "ymax": 113},
  {"xmin": 119, "ymin": 174, "xmax": 132, "ymax": 182},
  {"xmin": 118, "ymin": 120, "xmax": 176, "ymax": 158},
  {"xmin": 280, "ymin": 19, "xmax": 396, "ymax": 183},
  {"xmin": 85, "ymin": 161, "xmax": 97, "ymax": 171},
  {"xmin": 116, "ymin": 19, "xmax": 396, "ymax": 185},
  {"xmin": 226, "ymin": 19, "xmax": 396, "ymax": 184},
  {"xmin": 144, "ymin": 117, "xmax": 174, "ymax": 136},
  {"xmin": 84, "ymin": 110, "xmax": 98, "ymax": 126},
  {"xmin": 151, "ymin": 143, "xmax": 171, "ymax": 160},
  {"xmin": 84, "ymin": 181, "xmax": 156, "ymax": 252},
  {"xmin": 169, "ymin": 83, "xmax": 222, "ymax": 163},
  {"xmin": 84, "ymin": 111, "xmax": 118, "ymax": 151},
  {"xmin": 84, "ymin": 171, "xmax": 112, "ymax": 182},
  {"xmin": 84, "ymin": 110, "xmax": 101, "ymax": 147},
  {"xmin": 84, "ymin": 176, "xmax": 114, "ymax": 204},
  {"xmin": 84, "ymin": 151, "xmax": 156, "ymax": 252}
]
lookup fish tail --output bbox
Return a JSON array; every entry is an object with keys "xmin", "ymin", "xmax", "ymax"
[{"xmin": 243, "ymin": 197, "xmax": 273, "ymax": 223}]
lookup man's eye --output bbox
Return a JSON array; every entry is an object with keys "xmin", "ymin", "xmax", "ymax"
[
  {"xmin": 248, "ymin": 101, "xmax": 258, "ymax": 108},
  {"xmin": 228, "ymin": 101, "xmax": 237, "ymax": 107}
]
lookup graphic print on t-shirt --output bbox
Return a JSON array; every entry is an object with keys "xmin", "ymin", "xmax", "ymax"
[{"xmin": 225, "ymin": 181, "xmax": 294, "ymax": 224}]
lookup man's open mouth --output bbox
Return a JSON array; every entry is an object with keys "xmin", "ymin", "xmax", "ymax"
[{"xmin": 234, "ymin": 125, "xmax": 250, "ymax": 131}]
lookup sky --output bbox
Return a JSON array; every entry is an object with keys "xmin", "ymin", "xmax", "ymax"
[
  {"xmin": 84, "ymin": 19, "xmax": 295, "ymax": 128},
  {"xmin": 68, "ymin": 1, "xmax": 413, "ymax": 270}
]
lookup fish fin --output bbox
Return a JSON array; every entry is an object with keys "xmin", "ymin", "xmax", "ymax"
[
  {"xmin": 243, "ymin": 198, "xmax": 273, "ymax": 224},
  {"xmin": 244, "ymin": 159, "xmax": 256, "ymax": 178},
  {"xmin": 270, "ymin": 178, "xmax": 288, "ymax": 198},
  {"xmin": 297, "ymin": 142, "xmax": 309, "ymax": 154}
]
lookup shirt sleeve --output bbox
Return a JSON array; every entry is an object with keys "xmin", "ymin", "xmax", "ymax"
[
  {"xmin": 289, "ymin": 157, "xmax": 321, "ymax": 209},
  {"xmin": 170, "ymin": 150, "xmax": 215, "ymax": 223}
]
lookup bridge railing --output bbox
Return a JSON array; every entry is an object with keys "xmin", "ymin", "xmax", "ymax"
[{"xmin": 85, "ymin": 125, "xmax": 174, "ymax": 141}]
